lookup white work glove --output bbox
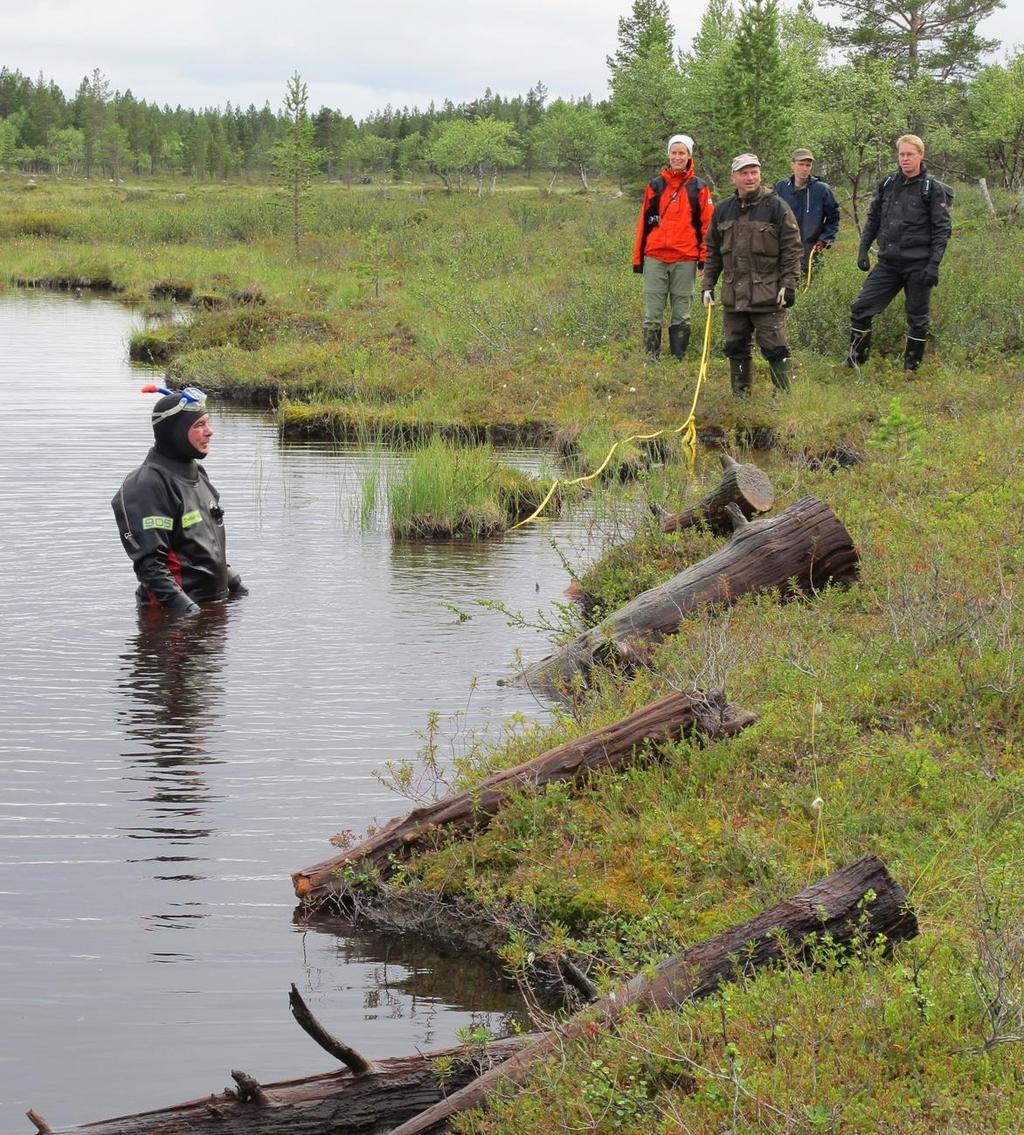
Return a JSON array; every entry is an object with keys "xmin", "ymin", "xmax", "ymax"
[
  {"xmin": 776, "ymin": 287, "xmax": 787, "ymax": 307},
  {"xmin": 702, "ymin": 290, "xmax": 714, "ymax": 308}
]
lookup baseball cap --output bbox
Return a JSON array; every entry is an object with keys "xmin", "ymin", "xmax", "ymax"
[{"xmin": 731, "ymin": 153, "xmax": 761, "ymax": 172}]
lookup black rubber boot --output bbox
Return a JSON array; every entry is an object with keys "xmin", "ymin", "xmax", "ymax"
[
  {"xmin": 730, "ymin": 356, "xmax": 753, "ymax": 397},
  {"xmin": 642, "ymin": 326, "xmax": 662, "ymax": 360},
  {"xmin": 768, "ymin": 356, "xmax": 791, "ymax": 392},
  {"xmin": 667, "ymin": 323, "xmax": 690, "ymax": 360},
  {"xmin": 844, "ymin": 323, "xmax": 872, "ymax": 367},
  {"xmin": 903, "ymin": 336, "xmax": 926, "ymax": 376}
]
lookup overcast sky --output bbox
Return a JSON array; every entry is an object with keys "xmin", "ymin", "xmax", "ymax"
[{"xmin": 2, "ymin": 0, "xmax": 1022, "ymax": 121}]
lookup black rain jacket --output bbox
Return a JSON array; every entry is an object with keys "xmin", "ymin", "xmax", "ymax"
[{"xmin": 859, "ymin": 163, "xmax": 952, "ymax": 270}]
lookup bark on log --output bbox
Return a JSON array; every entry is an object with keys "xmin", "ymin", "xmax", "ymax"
[
  {"xmin": 516, "ymin": 495, "xmax": 859, "ymax": 696},
  {"xmin": 38, "ymin": 1036, "xmax": 535, "ymax": 1135},
  {"xmin": 658, "ymin": 452, "xmax": 774, "ymax": 534},
  {"xmin": 293, "ymin": 689, "xmax": 757, "ymax": 903},
  {"xmin": 390, "ymin": 854, "xmax": 917, "ymax": 1135}
]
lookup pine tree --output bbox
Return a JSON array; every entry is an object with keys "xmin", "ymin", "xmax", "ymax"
[{"xmin": 821, "ymin": 0, "xmax": 1004, "ymax": 81}]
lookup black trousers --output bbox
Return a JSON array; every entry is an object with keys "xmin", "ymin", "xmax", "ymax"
[{"xmin": 850, "ymin": 260, "xmax": 933, "ymax": 339}]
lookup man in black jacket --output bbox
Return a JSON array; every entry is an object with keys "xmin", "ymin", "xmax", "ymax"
[
  {"xmin": 846, "ymin": 134, "xmax": 952, "ymax": 375},
  {"xmin": 112, "ymin": 386, "xmax": 247, "ymax": 613},
  {"xmin": 702, "ymin": 153, "xmax": 803, "ymax": 396}
]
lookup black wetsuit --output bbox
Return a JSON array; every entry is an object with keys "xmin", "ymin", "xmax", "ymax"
[{"xmin": 112, "ymin": 447, "xmax": 240, "ymax": 611}]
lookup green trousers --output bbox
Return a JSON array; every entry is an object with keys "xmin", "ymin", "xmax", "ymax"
[{"xmin": 642, "ymin": 257, "xmax": 698, "ymax": 329}]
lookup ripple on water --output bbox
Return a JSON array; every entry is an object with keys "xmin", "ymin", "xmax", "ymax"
[{"xmin": 0, "ymin": 293, "xmax": 599, "ymax": 1127}]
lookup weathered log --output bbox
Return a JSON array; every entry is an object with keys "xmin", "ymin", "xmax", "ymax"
[
  {"xmin": 293, "ymin": 689, "xmax": 756, "ymax": 902},
  {"xmin": 658, "ymin": 452, "xmax": 774, "ymax": 534},
  {"xmin": 36, "ymin": 1035, "xmax": 535, "ymax": 1135},
  {"xmin": 516, "ymin": 495, "xmax": 859, "ymax": 695},
  {"xmin": 390, "ymin": 854, "xmax": 918, "ymax": 1135}
]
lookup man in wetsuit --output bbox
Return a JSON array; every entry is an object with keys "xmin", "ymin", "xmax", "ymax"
[{"xmin": 112, "ymin": 385, "xmax": 247, "ymax": 613}]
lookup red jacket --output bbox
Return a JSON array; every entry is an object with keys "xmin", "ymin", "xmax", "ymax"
[{"xmin": 632, "ymin": 163, "xmax": 714, "ymax": 268}]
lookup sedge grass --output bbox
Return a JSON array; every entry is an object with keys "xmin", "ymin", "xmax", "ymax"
[{"xmin": 370, "ymin": 436, "xmax": 558, "ymax": 539}]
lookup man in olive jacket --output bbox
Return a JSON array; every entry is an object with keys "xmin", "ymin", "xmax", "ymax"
[{"xmin": 702, "ymin": 153, "xmax": 803, "ymax": 395}]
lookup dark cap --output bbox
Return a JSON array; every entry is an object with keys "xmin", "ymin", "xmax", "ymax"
[{"xmin": 791, "ymin": 148, "xmax": 815, "ymax": 161}]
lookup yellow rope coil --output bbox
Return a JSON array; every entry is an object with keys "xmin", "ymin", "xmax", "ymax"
[{"xmin": 508, "ymin": 301, "xmax": 715, "ymax": 531}]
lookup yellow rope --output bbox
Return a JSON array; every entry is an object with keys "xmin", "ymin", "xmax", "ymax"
[
  {"xmin": 680, "ymin": 300, "xmax": 715, "ymax": 472},
  {"xmin": 804, "ymin": 249, "xmax": 815, "ymax": 291},
  {"xmin": 508, "ymin": 302, "xmax": 715, "ymax": 531}
]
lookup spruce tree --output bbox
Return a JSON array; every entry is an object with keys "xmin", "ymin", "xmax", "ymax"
[
  {"xmin": 678, "ymin": 0, "xmax": 739, "ymax": 185},
  {"xmin": 605, "ymin": 0, "xmax": 685, "ymax": 186},
  {"xmin": 722, "ymin": 0, "xmax": 792, "ymax": 176},
  {"xmin": 272, "ymin": 73, "xmax": 325, "ymax": 255}
]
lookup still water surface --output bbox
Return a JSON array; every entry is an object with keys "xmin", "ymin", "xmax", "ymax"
[{"xmin": 0, "ymin": 293, "xmax": 597, "ymax": 1129}]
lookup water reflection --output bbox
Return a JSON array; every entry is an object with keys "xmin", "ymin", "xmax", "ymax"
[
  {"xmin": 297, "ymin": 916, "xmax": 527, "ymax": 1047},
  {"xmin": 116, "ymin": 604, "xmax": 231, "ymax": 905},
  {"xmin": 2, "ymin": 294, "xmax": 614, "ymax": 1130}
]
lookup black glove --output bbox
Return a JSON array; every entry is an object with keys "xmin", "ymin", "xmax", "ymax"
[
  {"xmin": 921, "ymin": 266, "xmax": 939, "ymax": 287},
  {"xmin": 633, "ymin": 263, "xmax": 643, "ymax": 275},
  {"xmin": 783, "ymin": 287, "xmax": 796, "ymax": 308},
  {"xmin": 168, "ymin": 591, "xmax": 201, "ymax": 615},
  {"xmin": 857, "ymin": 252, "xmax": 870, "ymax": 272},
  {"xmin": 696, "ymin": 260, "xmax": 705, "ymax": 273}
]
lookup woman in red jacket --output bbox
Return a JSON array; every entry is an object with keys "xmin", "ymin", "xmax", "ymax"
[{"xmin": 633, "ymin": 134, "xmax": 714, "ymax": 360}]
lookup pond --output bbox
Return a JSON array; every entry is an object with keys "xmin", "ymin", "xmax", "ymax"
[{"xmin": 0, "ymin": 292, "xmax": 600, "ymax": 1129}]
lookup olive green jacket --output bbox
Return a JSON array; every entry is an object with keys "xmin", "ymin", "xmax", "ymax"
[{"xmin": 703, "ymin": 186, "xmax": 802, "ymax": 311}]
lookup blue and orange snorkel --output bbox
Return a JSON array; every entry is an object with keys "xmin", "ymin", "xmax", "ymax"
[{"xmin": 141, "ymin": 384, "xmax": 208, "ymax": 421}]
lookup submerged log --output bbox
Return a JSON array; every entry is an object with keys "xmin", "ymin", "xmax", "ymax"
[
  {"xmin": 293, "ymin": 689, "xmax": 757, "ymax": 903},
  {"xmin": 658, "ymin": 452, "xmax": 774, "ymax": 534},
  {"xmin": 390, "ymin": 854, "xmax": 918, "ymax": 1135},
  {"xmin": 37, "ymin": 1036, "xmax": 535, "ymax": 1135},
  {"xmin": 517, "ymin": 495, "xmax": 859, "ymax": 695}
]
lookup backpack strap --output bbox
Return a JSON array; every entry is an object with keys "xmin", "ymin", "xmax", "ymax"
[
  {"xmin": 638, "ymin": 175, "xmax": 667, "ymax": 262},
  {"xmin": 685, "ymin": 175, "xmax": 706, "ymax": 260}
]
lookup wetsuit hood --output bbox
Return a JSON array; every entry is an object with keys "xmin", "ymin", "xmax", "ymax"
[{"xmin": 152, "ymin": 393, "xmax": 207, "ymax": 462}]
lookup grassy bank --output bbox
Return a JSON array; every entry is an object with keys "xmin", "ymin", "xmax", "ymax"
[
  {"xmin": 2, "ymin": 174, "xmax": 1022, "ymax": 457},
  {"xmin": 382, "ymin": 359, "xmax": 1024, "ymax": 1132},
  {"xmin": 4, "ymin": 174, "xmax": 1024, "ymax": 1130}
]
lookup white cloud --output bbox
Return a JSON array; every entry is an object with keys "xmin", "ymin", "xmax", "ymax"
[{"xmin": 1, "ymin": 0, "xmax": 1021, "ymax": 120}]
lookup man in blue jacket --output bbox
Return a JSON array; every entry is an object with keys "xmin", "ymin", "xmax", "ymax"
[{"xmin": 775, "ymin": 148, "xmax": 840, "ymax": 273}]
